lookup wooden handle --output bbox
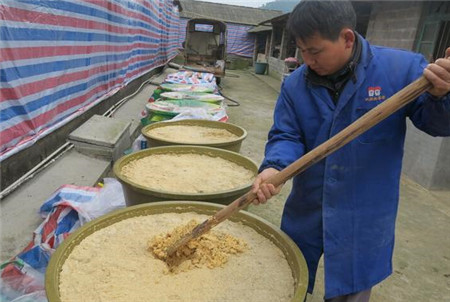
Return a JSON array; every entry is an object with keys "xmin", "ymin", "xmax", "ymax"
[{"xmin": 166, "ymin": 75, "xmax": 432, "ymax": 256}]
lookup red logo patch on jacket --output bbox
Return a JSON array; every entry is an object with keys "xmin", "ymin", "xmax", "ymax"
[{"xmin": 365, "ymin": 86, "xmax": 386, "ymax": 102}]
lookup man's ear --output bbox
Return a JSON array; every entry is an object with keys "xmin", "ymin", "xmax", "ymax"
[{"xmin": 341, "ymin": 29, "xmax": 355, "ymax": 49}]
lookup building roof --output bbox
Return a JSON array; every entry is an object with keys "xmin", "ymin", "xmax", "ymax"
[
  {"xmin": 264, "ymin": 12, "xmax": 290, "ymax": 25},
  {"xmin": 254, "ymin": 1, "xmax": 373, "ymax": 26},
  {"xmin": 247, "ymin": 12, "xmax": 289, "ymax": 33},
  {"xmin": 247, "ymin": 25, "xmax": 272, "ymax": 33},
  {"xmin": 179, "ymin": 0, "xmax": 283, "ymax": 26}
]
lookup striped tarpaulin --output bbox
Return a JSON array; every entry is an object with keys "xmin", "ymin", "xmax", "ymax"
[
  {"xmin": 226, "ymin": 23, "xmax": 254, "ymax": 58},
  {"xmin": 178, "ymin": 17, "xmax": 188, "ymax": 47},
  {"xmin": 0, "ymin": 184, "xmax": 102, "ymax": 301},
  {"xmin": 0, "ymin": 0, "xmax": 180, "ymax": 160},
  {"xmin": 178, "ymin": 17, "xmax": 255, "ymax": 58}
]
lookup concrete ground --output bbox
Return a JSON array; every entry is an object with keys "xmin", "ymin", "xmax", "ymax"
[
  {"xmin": 1, "ymin": 68, "xmax": 449, "ymax": 301},
  {"xmin": 225, "ymin": 70, "xmax": 450, "ymax": 302}
]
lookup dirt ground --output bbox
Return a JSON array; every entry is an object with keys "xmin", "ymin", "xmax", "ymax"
[{"xmin": 222, "ymin": 69, "xmax": 450, "ymax": 302}]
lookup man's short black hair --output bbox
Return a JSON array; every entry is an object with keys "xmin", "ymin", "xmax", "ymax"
[{"xmin": 287, "ymin": 0, "xmax": 356, "ymax": 42}]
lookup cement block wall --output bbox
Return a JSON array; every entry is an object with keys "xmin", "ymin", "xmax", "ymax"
[
  {"xmin": 402, "ymin": 121, "xmax": 450, "ymax": 190},
  {"xmin": 365, "ymin": 1, "xmax": 423, "ymax": 50},
  {"xmin": 402, "ymin": 121, "xmax": 443, "ymax": 189},
  {"xmin": 433, "ymin": 138, "xmax": 450, "ymax": 189},
  {"xmin": 227, "ymin": 54, "xmax": 252, "ymax": 70},
  {"xmin": 366, "ymin": 1, "xmax": 450, "ymax": 190},
  {"xmin": 267, "ymin": 56, "xmax": 285, "ymax": 80}
]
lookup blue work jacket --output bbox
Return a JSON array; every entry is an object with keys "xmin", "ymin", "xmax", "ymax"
[{"xmin": 260, "ymin": 37, "xmax": 450, "ymax": 298}]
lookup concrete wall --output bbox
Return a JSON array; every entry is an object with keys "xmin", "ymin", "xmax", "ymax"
[
  {"xmin": 432, "ymin": 138, "xmax": 450, "ymax": 189},
  {"xmin": 366, "ymin": 1, "xmax": 450, "ymax": 190},
  {"xmin": 1, "ymin": 67, "xmax": 163, "ymax": 191},
  {"xmin": 365, "ymin": 1, "xmax": 423, "ymax": 50},
  {"xmin": 267, "ymin": 56, "xmax": 285, "ymax": 80},
  {"xmin": 227, "ymin": 54, "xmax": 253, "ymax": 70},
  {"xmin": 402, "ymin": 121, "xmax": 442, "ymax": 189},
  {"xmin": 403, "ymin": 121, "xmax": 450, "ymax": 190}
]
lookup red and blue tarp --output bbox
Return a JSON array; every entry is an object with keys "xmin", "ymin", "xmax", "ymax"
[
  {"xmin": 0, "ymin": 0, "xmax": 180, "ymax": 160},
  {"xmin": 226, "ymin": 23, "xmax": 255, "ymax": 58},
  {"xmin": 178, "ymin": 17, "xmax": 255, "ymax": 58},
  {"xmin": 0, "ymin": 184, "xmax": 101, "ymax": 301},
  {"xmin": 0, "ymin": 179, "xmax": 125, "ymax": 301}
]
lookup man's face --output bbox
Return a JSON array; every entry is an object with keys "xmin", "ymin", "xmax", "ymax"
[{"xmin": 296, "ymin": 30, "xmax": 354, "ymax": 76}]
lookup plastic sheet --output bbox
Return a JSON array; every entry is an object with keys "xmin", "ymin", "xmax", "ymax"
[
  {"xmin": 0, "ymin": 0, "xmax": 180, "ymax": 161},
  {"xmin": 164, "ymin": 71, "xmax": 216, "ymax": 85},
  {"xmin": 178, "ymin": 18, "xmax": 255, "ymax": 57},
  {"xmin": 0, "ymin": 179, "xmax": 126, "ymax": 302}
]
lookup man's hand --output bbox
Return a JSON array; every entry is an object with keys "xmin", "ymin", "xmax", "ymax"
[
  {"xmin": 251, "ymin": 168, "xmax": 283, "ymax": 205},
  {"xmin": 424, "ymin": 47, "xmax": 450, "ymax": 98}
]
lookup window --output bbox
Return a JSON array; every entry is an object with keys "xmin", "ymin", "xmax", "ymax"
[
  {"xmin": 416, "ymin": 2, "xmax": 450, "ymax": 62},
  {"xmin": 434, "ymin": 21, "xmax": 450, "ymax": 61},
  {"xmin": 417, "ymin": 21, "xmax": 441, "ymax": 61},
  {"xmin": 194, "ymin": 24, "xmax": 213, "ymax": 32}
]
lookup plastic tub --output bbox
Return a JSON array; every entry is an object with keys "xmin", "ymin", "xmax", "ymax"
[
  {"xmin": 254, "ymin": 62, "xmax": 267, "ymax": 75},
  {"xmin": 45, "ymin": 201, "xmax": 308, "ymax": 302},
  {"xmin": 113, "ymin": 145, "xmax": 258, "ymax": 206},
  {"xmin": 141, "ymin": 119, "xmax": 247, "ymax": 152}
]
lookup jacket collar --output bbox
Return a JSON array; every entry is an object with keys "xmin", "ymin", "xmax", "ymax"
[{"xmin": 333, "ymin": 34, "xmax": 373, "ymax": 116}]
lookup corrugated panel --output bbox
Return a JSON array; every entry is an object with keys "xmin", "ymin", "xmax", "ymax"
[{"xmin": 0, "ymin": 0, "xmax": 180, "ymax": 160}]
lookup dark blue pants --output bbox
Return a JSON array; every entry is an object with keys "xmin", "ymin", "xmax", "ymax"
[{"xmin": 325, "ymin": 288, "xmax": 371, "ymax": 302}]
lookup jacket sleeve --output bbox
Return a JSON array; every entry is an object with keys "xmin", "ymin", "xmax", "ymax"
[
  {"xmin": 406, "ymin": 55, "xmax": 450, "ymax": 137},
  {"xmin": 259, "ymin": 82, "xmax": 305, "ymax": 172}
]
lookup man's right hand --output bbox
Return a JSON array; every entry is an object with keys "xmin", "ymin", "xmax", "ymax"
[{"xmin": 251, "ymin": 168, "xmax": 284, "ymax": 205}]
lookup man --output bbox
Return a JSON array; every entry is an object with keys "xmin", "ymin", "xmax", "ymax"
[{"xmin": 251, "ymin": 1, "xmax": 450, "ymax": 301}]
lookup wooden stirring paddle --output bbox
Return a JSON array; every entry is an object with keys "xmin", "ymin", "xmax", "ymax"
[{"xmin": 166, "ymin": 75, "xmax": 432, "ymax": 257}]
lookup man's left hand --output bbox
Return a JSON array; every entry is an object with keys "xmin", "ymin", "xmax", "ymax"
[{"xmin": 424, "ymin": 47, "xmax": 450, "ymax": 98}]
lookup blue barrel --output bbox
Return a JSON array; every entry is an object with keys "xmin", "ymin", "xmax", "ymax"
[{"xmin": 254, "ymin": 62, "xmax": 267, "ymax": 74}]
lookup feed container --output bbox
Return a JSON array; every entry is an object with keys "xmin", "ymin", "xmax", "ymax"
[
  {"xmin": 141, "ymin": 119, "xmax": 247, "ymax": 152},
  {"xmin": 45, "ymin": 201, "xmax": 308, "ymax": 302},
  {"xmin": 113, "ymin": 145, "xmax": 257, "ymax": 206}
]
